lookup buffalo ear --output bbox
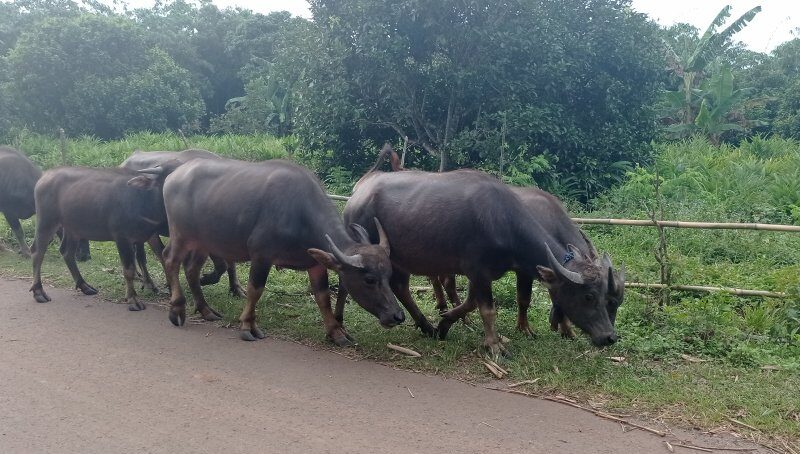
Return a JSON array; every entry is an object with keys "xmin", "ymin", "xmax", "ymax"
[
  {"xmin": 348, "ymin": 223, "xmax": 371, "ymax": 244},
  {"xmin": 127, "ymin": 175, "xmax": 156, "ymax": 190},
  {"xmin": 308, "ymin": 248, "xmax": 342, "ymax": 271},
  {"xmin": 537, "ymin": 265, "xmax": 558, "ymax": 289}
]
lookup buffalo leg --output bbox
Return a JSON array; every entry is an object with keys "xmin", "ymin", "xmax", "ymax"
[
  {"xmin": 549, "ymin": 304, "xmax": 576, "ymax": 339},
  {"xmin": 224, "ymin": 259, "xmax": 246, "ymax": 298},
  {"xmin": 4, "ymin": 213, "xmax": 30, "ymax": 257},
  {"xmin": 390, "ymin": 269, "xmax": 435, "ymax": 337},
  {"xmin": 115, "ymin": 240, "xmax": 145, "ymax": 311},
  {"xmin": 309, "ymin": 264, "xmax": 354, "ymax": 347},
  {"xmin": 239, "ymin": 259, "xmax": 270, "ymax": 341},
  {"xmin": 30, "ymin": 220, "xmax": 60, "ymax": 303},
  {"xmin": 436, "ymin": 281, "xmax": 479, "ymax": 340},
  {"xmin": 334, "ymin": 283, "xmax": 348, "ymax": 325},
  {"xmin": 515, "ymin": 272, "xmax": 535, "ymax": 336},
  {"xmin": 75, "ymin": 239, "xmax": 91, "ymax": 262},
  {"xmin": 134, "ymin": 242, "xmax": 159, "ymax": 294},
  {"xmin": 430, "ymin": 275, "xmax": 448, "ymax": 313},
  {"xmin": 440, "ymin": 274, "xmax": 470, "ymax": 325},
  {"xmin": 146, "ymin": 235, "xmax": 166, "ymax": 267},
  {"xmin": 185, "ymin": 252, "xmax": 222, "ymax": 322},
  {"xmin": 164, "ymin": 240, "xmax": 190, "ymax": 326},
  {"xmin": 200, "ymin": 255, "xmax": 225, "ymax": 285},
  {"xmin": 474, "ymin": 278, "xmax": 507, "ymax": 359},
  {"xmin": 61, "ymin": 235, "xmax": 97, "ymax": 296}
]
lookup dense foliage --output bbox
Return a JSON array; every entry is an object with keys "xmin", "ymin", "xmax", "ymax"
[{"xmin": 1, "ymin": 1, "xmax": 799, "ymax": 198}]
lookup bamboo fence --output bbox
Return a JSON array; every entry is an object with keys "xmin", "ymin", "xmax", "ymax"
[{"xmin": 327, "ymin": 193, "xmax": 797, "ymax": 299}]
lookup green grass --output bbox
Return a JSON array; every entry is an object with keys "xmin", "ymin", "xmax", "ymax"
[{"xmin": 1, "ymin": 133, "xmax": 799, "ymax": 441}]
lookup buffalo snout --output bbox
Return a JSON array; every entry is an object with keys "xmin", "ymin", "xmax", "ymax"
[
  {"xmin": 379, "ymin": 309, "xmax": 406, "ymax": 328},
  {"xmin": 591, "ymin": 332, "xmax": 619, "ymax": 347}
]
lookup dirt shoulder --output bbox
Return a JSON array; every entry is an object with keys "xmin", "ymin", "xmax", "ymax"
[{"xmin": 0, "ymin": 278, "xmax": 768, "ymax": 453}]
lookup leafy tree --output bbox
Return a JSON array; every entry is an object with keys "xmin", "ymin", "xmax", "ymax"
[
  {"xmin": 4, "ymin": 13, "xmax": 204, "ymax": 138},
  {"xmin": 289, "ymin": 0, "xmax": 664, "ymax": 198}
]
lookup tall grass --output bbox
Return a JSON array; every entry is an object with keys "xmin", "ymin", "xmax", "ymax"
[{"xmin": 8, "ymin": 130, "xmax": 293, "ymax": 169}]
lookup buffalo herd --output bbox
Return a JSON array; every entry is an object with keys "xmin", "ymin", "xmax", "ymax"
[{"xmin": 0, "ymin": 144, "xmax": 625, "ymax": 354}]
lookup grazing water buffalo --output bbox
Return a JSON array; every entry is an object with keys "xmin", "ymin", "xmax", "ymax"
[
  {"xmin": 341, "ymin": 147, "xmax": 620, "ymax": 355},
  {"xmin": 120, "ymin": 148, "xmax": 244, "ymax": 297},
  {"xmin": 161, "ymin": 158, "xmax": 404, "ymax": 344},
  {"xmin": 432, "ymin": 187, "xmax": 626, "ymax": 338},
  {"xmin": 0, "ymin": 146, "xmax": 40, "ymax": 256},
  {"xmin": 30, "ymin": 164, "xmax": 178, "ymax": 310}
]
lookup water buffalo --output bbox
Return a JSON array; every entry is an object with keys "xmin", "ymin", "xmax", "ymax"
[
  {"xmin": 30, "ymin": 164, "xmax": 178, "ymax": 310},
  {"xmin": 340, "ymin": 147, "xmax": 620, "ymax": 356},
  {"xmin": 432, "ymin": 187, "xmax": 626, "ymax": 338},
  {"xmin": 161, "ymin": 158, "xmax": 405, "ymax": 344},
  {"xmin": 0, "ymin": 146, "xmax": 40, "ymax": 256},
  {"xmin": 120, "ymin": 148, "xmax": 244, "ymax": 297}
]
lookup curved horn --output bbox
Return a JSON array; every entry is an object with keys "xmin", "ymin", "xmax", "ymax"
[
  {"xmin": 325, "ymin": 234, "xmax": 364, "ymax": 268},
  {"xmin": 545, "ymin": 243, "xmax": 584, "ymax": 285},
  {"xmin": 374, "ymin": 217, "xmax": 390, "ymax": 256},
  {"xmin": 348, "ymin": 223, "xmax": 371, "ymax": 244},
  {"xmin": 137, "ymin": 166, "xmax": 165, "ymax": 175},
  {"xmin": 601, "ymin": 252, "xmax": 613, "ymax": 269}
]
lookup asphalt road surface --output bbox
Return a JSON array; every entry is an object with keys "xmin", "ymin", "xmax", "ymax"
[{"xmin": 0, "ymin": 277, "xmax": 766, "ymax": 453}]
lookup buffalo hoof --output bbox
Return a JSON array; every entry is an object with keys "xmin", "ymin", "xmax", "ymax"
[
  {"xmin": 33, "ymin": 289, "xmax": 51, "ymax": 303},
  {"xmin": 196, "ymin": 305, "xmax": 223, "ymax": 321},
  {"xmin": 559, "ymin": 324, "xmax": 576, "ymax": 339},
  {"xmin": 229, "ymin": 285, "xmax": 247, "ymax": 298},
  {"xmin": 435, "ymin": 319, "xmax": 454, "ymax": 340},
  {"xmin": 169, "ymin": 309, "xmax": 186, "ymax": 327},
  {"xmin": 77, "ymin": 281, "xmax": 98, "ymax": 295},
  {"xmin": 240, "ymin": 326, "xmax": 265, "ymax": 341},
  {"xmin": 417, "ymin": 319, "xmax": 436, "ymax": 338},
  {"xmin": 142, "ymin": 281, "xmax": 159, "ymax": 295},
  {"xmin": 128, "ymin": 299, "xmax": 146, "ymax": 311},
  {"xmin": 19, "ymin": 249, "xmax": 32, "ymax": 259},
  {"xmin": 516, "ymin": 322, "xmax": 536, "ymax": 338},
  {"xmin": 328, "ymin": 328, "xmax": 356, "ymax": 347},
  {"xmin": 199, "ymin": 272, "xmax": 221, "ymax": 286},
  {"xmin": 483, "ymin": 341, "xmax": 510, "ymax": 361}
]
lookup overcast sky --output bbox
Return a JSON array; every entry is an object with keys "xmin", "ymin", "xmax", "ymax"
[{"xmin": 75, "ymin": 1, "xmax": 800, "ymax": 53}]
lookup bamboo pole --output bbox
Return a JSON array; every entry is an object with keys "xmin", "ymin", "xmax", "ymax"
[
  {"xmin": 627, "ymin": 282, "xmax": 786, "ymax": 298},
  {"xmin": 573, "ymin": 218, "xmax": 800, "ymax": 232}
]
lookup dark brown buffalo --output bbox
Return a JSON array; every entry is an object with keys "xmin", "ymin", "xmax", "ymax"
[
  {"xmin": 30, "ymin": 164, "xmax": 178, "ymax": 310},
  {"xmin": 161, "ymin": 158, "xmax": 404, "ymax": 344},
  {"xmin": 341, "ymin": 148, "xmax": 620, "ymax": 355},
  {"xmin": 120, "ymin": 148, "xmax": 244, "ymax": 297},
  {"xmin": 432, "ymin": 187, "xmax": 626, "ymax": 338},
  {"xmin": 0, "ymin": 146, "xmax": 40, "ymax": 256}
]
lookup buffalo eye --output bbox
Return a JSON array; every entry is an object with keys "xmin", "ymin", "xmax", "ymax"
[
  {"xmin": 584, "ymin": 293, "xmax": 596, "ymax": 302},
  {"xmin": 364, "ymin": 275, "xmax": 378, "ymax": 286}
]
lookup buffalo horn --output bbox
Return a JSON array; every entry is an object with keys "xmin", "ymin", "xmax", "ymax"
[
  {"xmin": 325, "ymin": 234, "xmax": 364, "ymax": 268},
  {"xmin": 137, "ymin": 166, "xmax": 165, "ymax": 175},
  {"xmin": 374, "ymin": 217, "xmax": 390, "ymax": 255},
  {"xmin": 545, "ymin": 243, "xmax": 584, "ymax": 285}
]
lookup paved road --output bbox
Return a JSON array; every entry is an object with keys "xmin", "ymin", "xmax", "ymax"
[{"xmin": 0, "ymin": 277, "xmax": 765, "ymax": 453}]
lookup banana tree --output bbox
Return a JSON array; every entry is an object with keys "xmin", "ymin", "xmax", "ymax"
[
  {"xmin": 693, "ymin": 65, "xmax": 761, "ymax": 144},
  {"xmin": 663, "ymin": 5, "xmax": 761, "ymax": 127}
]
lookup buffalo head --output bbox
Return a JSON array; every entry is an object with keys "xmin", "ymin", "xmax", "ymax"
[
  {"xmin": 537, "ymin": 243, "xmax": 625, "ymax": 347},
  {"xmin": 308, "ymin": 218, "xmax": 404, "ymax": 328}
]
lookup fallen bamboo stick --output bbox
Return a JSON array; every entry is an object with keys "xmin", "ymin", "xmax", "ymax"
[
  {"xmin": 386, "ymin": 343, "xmax": 421, "ymax": 357},
  {"xmin": 627, "ymin": 282, "xmax": 786, "ymax": 299},
  {"xmin": 484, "ymin": 361, "xmax": 504, "ymax": 379}
]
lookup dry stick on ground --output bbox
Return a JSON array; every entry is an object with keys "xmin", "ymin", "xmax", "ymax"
[
  {"xmin": 406, "ymin": 387, "xmax": 415, "ymax": 398},
  {"xmin": 386, "ymin": 343, "xmax": 421, "ymax": 357},
  {"xmin": 672, "ymin": 443, "xmax": 713, "ymax": 452},
  {"xmin": 727, "ymin": 417, "xmax": 758, "ymax": 432},
  {"xmin": 507, "ymin": 379, "xmax": 540, "ymax": 388},
  {"xmin": 486, "ymin": 387, "xmax": 668, "ymax": 437},
  {"xmin": 483, "ymin": 362, "xmax": 504, "ymax": 379}
]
